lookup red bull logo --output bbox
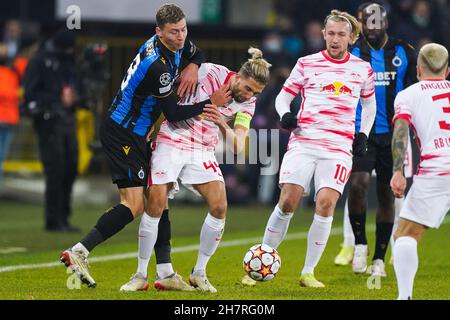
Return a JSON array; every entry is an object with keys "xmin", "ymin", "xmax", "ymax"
[
  {"xmin": 322, "ymin": 83, "xmax": 337, "ymax": 92},
  {"xmin": 321, "ymin": 81, "xmax": 353, "ymax": 96}
]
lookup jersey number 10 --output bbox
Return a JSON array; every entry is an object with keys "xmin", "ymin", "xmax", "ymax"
[{"xmin": 334, "ymin": 164, "xmax": 351, "ymax": 184}]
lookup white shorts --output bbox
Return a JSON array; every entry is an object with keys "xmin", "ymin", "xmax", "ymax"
[
  {"xmin": 149, "ymin": 143, "xmax": 224, "ymax": 198},
  {"xmin": 400, "ymin": 175, "xmax": 450, "ymax": 228},
  {"xmin": 279, "ymin": 148, "xmax": 352, "ymax": 198}
]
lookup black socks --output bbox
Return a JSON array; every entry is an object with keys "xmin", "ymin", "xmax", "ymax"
[
  {"xmin": 81, "ymin": 204, "xmax": 134, "ymax": 252},
  {"xmin": 155, "ymin": 209, "xmax": 172, "ymax": 264},
  {"xmin": 373, "ymin": 222, "xmax": 394, "ymax": 261},
  {"xmin": 349, "ymin": 213, "xmax": 368, "ymax": 245}
]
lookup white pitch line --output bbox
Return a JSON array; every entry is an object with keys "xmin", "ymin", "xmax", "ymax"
[
  {"xmin": 2, "ymin": 215, "xmax": 449, "ymax": 274},
  {"xmin": 0, "ymin": 227, "xmax": 344, "ymax": 273},
  {"xmin": 0, "ymin": 247, "xmax": 27, "ymax": 254}
]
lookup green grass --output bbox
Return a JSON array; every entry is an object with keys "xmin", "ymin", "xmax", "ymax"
[{"xmin": 0, "ymin": 201, "xmax": 449, "ymax": 300}]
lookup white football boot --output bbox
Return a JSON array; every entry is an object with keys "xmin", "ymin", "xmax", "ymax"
[
  {"xmin": 352, "ymin": 244, "xmax": 369, "ymax": 273},
  {"xmin": 120, "ymin": 272, "xmax": 149, "ymax": 291},
  {"xmin": 189, "ymin": 271, "xmax": 217, "ymax": 293},
  {"xmin": 367, "ymin": 259, "xmax": 387, "ymax": 277},
  {"xmin": 154, "ymin": 273, "xmax": 195, "ymax": 291},
  {"xmin": 60, "ymin": 248, "xmax": 96, "ymax": 288},
  {"xmin": 241, "ymin": 274, "xmax": 257, "ymax": 286}
]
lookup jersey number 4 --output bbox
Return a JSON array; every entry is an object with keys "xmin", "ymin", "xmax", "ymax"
[
  {"xmin": 432, "ymin": 92, "xmax": 450, "ymax": 130},
  {"xmin": 203, "ymin": 161, "xmax": 223, "ymax": 177},
  {"xmin": 203, "ymin": 161, "xmax": 220, "ymax": 172}
]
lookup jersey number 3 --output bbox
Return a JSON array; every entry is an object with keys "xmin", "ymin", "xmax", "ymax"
[
  {"xmin": 121, "ymin": 53, "xmax": 141, "ymax": 91},
  {"xmin": 432, "ymin": 92, "xmax": 450, "ymax": 130}
]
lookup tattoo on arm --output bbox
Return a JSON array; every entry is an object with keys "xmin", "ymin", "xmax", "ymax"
[{"xmin": 392, "ymin": 119, "xmax": 409, "ymax": 172}]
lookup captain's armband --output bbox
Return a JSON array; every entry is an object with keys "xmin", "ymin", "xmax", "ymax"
[{"xmin": 234, "ymin": 112, "xmax": 252, "ymax": 129}]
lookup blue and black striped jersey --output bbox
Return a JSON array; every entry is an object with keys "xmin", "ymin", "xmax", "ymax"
[
  {"xmin": 108, "ymin": 35, "xmax": 202, "ymax": 137},
  {"xmin": 352, "ymin": 37, "xmax": 416, "ymax": 135}
]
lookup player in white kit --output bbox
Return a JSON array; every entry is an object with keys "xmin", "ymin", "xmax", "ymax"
[
  {"xmin": 391, "ymin": 43, "xmax": 450, "ymax": 300},
  {"xmin": 242, "ymin": 10, "xmax": 377, "ymax": 288},
  {"xmin": 120, "ymin": 48, "xmax": 271, "ymax": 293}
]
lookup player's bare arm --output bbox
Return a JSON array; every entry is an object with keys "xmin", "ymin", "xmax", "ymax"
[
  {"xmin": 392, "ymin": 119, "xmax": 409, "ymax": 172},
  {"xmin": 390, "ymin": 118, "xmax": 409, "ymax": 197},
  {"xmin": 203, "ymin": 104, "xmax": 249, "ymax": 154}
]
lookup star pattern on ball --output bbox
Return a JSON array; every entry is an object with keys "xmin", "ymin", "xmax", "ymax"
[
  {"xmin": 252, "ymin": 246, "xmax": 264, "ymax": 259},
  {"xmin": 271, "ymin": 252, "xmax": 280, "ymax": 261},
  {"xmin": 260, "ymin": 264, "xmax": 272, "ymax": 277}
]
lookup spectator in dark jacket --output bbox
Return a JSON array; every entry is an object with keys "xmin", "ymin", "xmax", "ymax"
[
  {"xmin": 394, "ymin": 0, "xmax": 443, "ymax": 47},
  {"xmin": 23, "ymin": 29, "xmax": 80, "ymax": 232}
]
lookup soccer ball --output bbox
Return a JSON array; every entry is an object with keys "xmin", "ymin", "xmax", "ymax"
[{"xmin": 243, "ymin": 243, "xmax": 281, "ymax": 281}]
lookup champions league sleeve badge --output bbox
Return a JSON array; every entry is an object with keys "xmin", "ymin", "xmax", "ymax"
[{"xmin": 160, "ymin": 72, "xmax": 172, "ymax": 86}]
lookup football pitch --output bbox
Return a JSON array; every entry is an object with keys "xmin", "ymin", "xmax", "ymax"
[{"xmin": 0, "ymin": 201, "xmax": 449, "ymax": 300}]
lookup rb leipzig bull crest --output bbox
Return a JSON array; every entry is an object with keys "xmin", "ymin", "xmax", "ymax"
[{"xmin": 321, "ymin": 81, "xmax": 353, "ymax": 96}]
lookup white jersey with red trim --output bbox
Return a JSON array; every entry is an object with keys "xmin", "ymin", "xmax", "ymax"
[
  {"xmin": 393, "ymin": 79, "xmax": 450, "ymax": 176},
  {"xmin": 282, "ymin": 50, "xmax": 375, "ymax": 157},
  {"xmin": 157, "ymin": 63, "xmax": 255, "ymax": 151}
]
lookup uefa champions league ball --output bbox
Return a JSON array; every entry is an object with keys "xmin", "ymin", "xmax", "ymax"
[{"xmin": 243, "ymin": 244, "xmax": 281, "ymax": 281}]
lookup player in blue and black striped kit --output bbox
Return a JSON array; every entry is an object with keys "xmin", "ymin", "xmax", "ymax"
[
  {"xmin": 336, "ymin": 3, "xmax": 417, "ymax": 276},
  {"xmin": 60, "ymin": 4, "xmax": 229, "ymax": 288}
]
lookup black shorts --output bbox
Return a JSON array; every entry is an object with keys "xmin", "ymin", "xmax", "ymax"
[
  {"xmin": 100, "ymin": 117, "xmax": 151, "ymax": 188},
  {"xmin": 352, "ymin": 133, "xmax": 393, "ymax": 183}
]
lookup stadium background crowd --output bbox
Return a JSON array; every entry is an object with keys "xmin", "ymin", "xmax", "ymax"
[{"xmin": 0, "ymin": 0, "xmax": 449, "ymax": 208}]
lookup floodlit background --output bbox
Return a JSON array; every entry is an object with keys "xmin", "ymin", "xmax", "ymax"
[
  {"xmin": 0, "ymin": 0, "xmax": 449, "ymax": 300},
  {"xmin": 1, "ymin": 0, "xmax": 449, "ymax": 207}
]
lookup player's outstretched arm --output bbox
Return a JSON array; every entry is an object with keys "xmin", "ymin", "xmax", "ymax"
[
  {"xmin": 157, "ymin": 81, "xmax": 231, "ymax": 122},
  {"xmin": 140, "ymin": 55, "xmax": 207, "ymax": 122},
  {"xmin": 157, "ymin": 92, "xmax": 209, "ymax": 122}
]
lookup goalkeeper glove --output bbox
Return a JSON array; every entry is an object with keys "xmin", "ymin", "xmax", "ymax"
[
  {"xmin": 280, "ymin": 112, "xmax": 298, "ymax": 130},
  {"xmin": 352, "ymin": 132, "xmax": 368, "ymax": 157}
]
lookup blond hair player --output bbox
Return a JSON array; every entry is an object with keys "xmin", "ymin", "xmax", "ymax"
[{"xmin": 243, "ymin": 10, "xmax": 377, "ymax": 288}]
